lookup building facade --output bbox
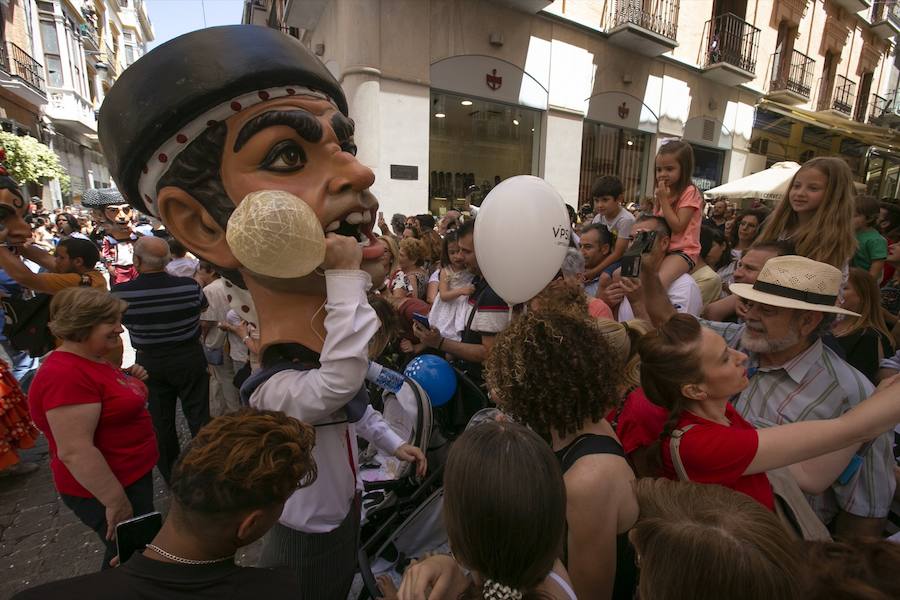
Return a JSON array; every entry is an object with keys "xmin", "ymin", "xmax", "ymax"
[
  {"xmin": 245, "ymin": 0, "xmax": 900, "ymax": 217},
  {"xmin": 39, "ymin": 0, "xmax": 153, "ymax": 200},
  {"xmin": 0, "ymin": 1, "xmax": 49, "ymax": 142}
]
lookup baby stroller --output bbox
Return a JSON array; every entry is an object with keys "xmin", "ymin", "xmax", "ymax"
[
  {"xmin": 354, "ymin": 370, "xmax": 495, "ymax": 600},
  {"xmin": 355, "ymin": 375, "xmax": 445, "ymax": 599}
]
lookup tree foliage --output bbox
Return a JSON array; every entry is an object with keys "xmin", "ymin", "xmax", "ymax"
[{"xmin": 0, "ymin": 132, "xmax": 70, "ymax": 195}]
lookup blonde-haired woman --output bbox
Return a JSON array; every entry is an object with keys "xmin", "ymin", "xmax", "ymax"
[
  {"xmin": 376, "ymin": 235, "xmax": 400, "ymax": 293},
  {"xmin": 833, "ymin": 268, "xmax": 894, "ymax": 383},
  {"xmin": 28, "ymin": 287, "xmax": 158, "ymax": 570},
  {"xmin": 390, "ymin": 238, "xmax": 429, "ymax": 302}
]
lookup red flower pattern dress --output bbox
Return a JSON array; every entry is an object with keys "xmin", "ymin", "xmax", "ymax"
[{"xmin": 0, "ymin": 360, "xmax": 38, "ymax": 470}]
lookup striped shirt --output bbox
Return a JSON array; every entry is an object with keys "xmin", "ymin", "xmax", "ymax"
[
  {"xmin": 702, "ymin": 319, "xmax": 896, "ymax": 521},
  {"xmin": 112, "ymin": 272, "xmax": 208, "ymax": 353}
]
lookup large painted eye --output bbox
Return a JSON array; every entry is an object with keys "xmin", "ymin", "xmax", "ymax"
[{"xmin": 262, "ymin": 141, "xmax": 306, "ymax": 172}]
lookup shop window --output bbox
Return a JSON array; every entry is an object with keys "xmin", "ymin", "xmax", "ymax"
[
  {"xmin": 578, "ymin": 121, "xmax": 649, "ymax": 208},
  {"xmin": 692, "ymin": 145, "xmax": 725, "ymax": 193},
  {"xmin": 428, "ymin": 91, "xmax": 540, "ymax": 215}
]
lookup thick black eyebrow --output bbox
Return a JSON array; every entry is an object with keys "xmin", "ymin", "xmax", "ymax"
[
  {"xmin": 233, "ymin": 110, "xmax": 324, "ymax": 152},
  {"xmin": 331, "ymin": 113, "xmax": 355, "ymax": 143}
]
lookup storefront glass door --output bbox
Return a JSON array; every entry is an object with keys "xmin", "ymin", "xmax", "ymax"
[
  {"xmin": 428, "ymin": 91, "xmax": 541, "ymax": 215},
  {"xmin": 578, "ymin": 122, "xmax": 649, "ymax": 209}
]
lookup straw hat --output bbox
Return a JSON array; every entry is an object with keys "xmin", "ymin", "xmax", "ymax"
[{"xmin": 729, "ymin": 255, "xmax": 859, "ymax": 316}]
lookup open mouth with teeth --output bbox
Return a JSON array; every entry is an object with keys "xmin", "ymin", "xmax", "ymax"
[{"xmin": 324, "ymin": 207, "xmax": 383, "ymax": 260}]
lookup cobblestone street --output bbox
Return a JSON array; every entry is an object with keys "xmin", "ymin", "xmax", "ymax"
[{"xmin": 0, "ymin": 413, "xmax": 262, "ymax": 599}]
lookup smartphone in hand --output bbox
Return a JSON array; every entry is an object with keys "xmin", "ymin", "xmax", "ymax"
[
  {"xmin": 412, "ymin": 312, "xmax": 430, "ymax": 329},
  {"xmin": 116, "ymin": 511, "xmax": 162, "ymax": 564}
]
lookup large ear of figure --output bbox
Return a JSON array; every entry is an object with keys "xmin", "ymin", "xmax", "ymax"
[
  {"xmin": 97, "ymin": 25, "xmax": 347, "ymax": 218},
  {"xmin": 157, "ymin": 186, "xmax": 241, "ymax": 270}
]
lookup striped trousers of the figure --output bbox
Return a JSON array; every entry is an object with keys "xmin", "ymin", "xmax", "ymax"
[{"xmin": 258, "ymin": 502, "xmax": 361, "ymax": 600}]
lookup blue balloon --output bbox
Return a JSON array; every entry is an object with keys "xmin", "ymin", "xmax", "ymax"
[{"xmin": 404, "ymin": 354, "xmax": 457, "ymax": 407}]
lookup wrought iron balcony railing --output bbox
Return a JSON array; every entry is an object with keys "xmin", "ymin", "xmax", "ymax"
[
  {"xmin": 770, "ymin": 48, "xmax": 814, "ymax": 98},
  {"xmin": 819, "ymin": 74, "xmax": 856, "ymax": 116},
  {"xmin": 0, "ymin": 42, "xmax": 47, "ymax": 95},
  {"xmin": 610, "ymin": 0, "xmax": 680, "ymax": 41},
  {"xmin": 704, "ymin": 12, "xmax": 761, "ymax": 74}
]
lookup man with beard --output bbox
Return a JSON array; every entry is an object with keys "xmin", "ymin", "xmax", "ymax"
[
  {"xmin": 701, "ymin": 240, "xmax": 793, "ymax": 321},
  {"xmin": 579, "ymin": 222, "xmax": 613, "ymax": 297},
  {"xmin": 632, "ymin": 244, "xmax": 896, "ymax": 538},
  {"xmin": 703, "ymin": 199, "xmax": 728, "ymax": 232},
  {"xmin": 97, "ymin": 26, "xmax": 410, "ymax": 599}
]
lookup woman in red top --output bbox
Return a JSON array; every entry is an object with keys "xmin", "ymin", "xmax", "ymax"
[
  {"xmin": 28, "ymin": 287, "xmax": 158, "ymax": 570},
  {"xmin": 638, "ymin": 314, "xmax": 900, "ymax": 510}
]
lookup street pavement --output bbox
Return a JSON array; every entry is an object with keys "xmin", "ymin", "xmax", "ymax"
[{"xmin": 0, "ymin": 411, "xmax": 263, "ymax": 599}]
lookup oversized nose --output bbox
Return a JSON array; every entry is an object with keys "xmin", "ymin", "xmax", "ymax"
[{"xmin": 326, "ymin": 153, "xmax": 375, "ymax": 196}]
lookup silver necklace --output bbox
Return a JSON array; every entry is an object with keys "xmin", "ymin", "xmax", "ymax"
[{"xmin": 144, "ymin": 543, "xmax": 234, "ymax": 565}]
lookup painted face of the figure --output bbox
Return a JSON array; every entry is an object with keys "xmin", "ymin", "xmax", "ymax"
[
  {"xmin": 0, "ymin": 188, "xmax": 31, "ymax": 246},
  {"xmin": 104, "ymin": 204, "xmax": 133, "ymax": 226},
  {"xmin": 215, "ymin": 96, "xmax": 381, "ymax": 286}
]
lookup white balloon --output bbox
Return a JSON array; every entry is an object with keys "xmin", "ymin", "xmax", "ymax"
[{"xmin": 474, "ymin": 176, "xmax": 571, "ymax": 304}]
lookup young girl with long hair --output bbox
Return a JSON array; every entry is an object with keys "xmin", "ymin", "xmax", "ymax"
[
  {"xmin": 832, "ymin": 268, "xmax": 894, "ymax": 383},
  {"xmin": 425, "ymin": 231, "xmax": 475, "ymax": 340},
  {"xmin": 652, "ymin": 140, "xmax": 703, "ymax": 288},
  {"xmin": 485, "ymin": 311, "xmax": 639, "ymax": 600},
  {"xmin": 637, "ymin": 314, "xmax": 900, "ymax": 512},
  {"xmin": 386, "ymin": 420, "xmax": 575, "ymax": 600},
  {"xmin": 756, "ymin": 157, "xmax": 856, "ymax": 270}
]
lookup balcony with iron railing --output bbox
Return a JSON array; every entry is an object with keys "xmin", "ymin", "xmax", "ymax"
[
  {"xmin": 870, "ymin": 90, "xmax": 900, "ymax": 126},
  {"xmin": 104, "ymin": 43, "xmax": 119, "ymax": 78},
  {"xmin": 768, "ymin": 48, "xmax": 814, "ymax": 104},
  {"xmin": 818, "ymin": 74, "xmax": 856, "ymax": 117},
  {"xmin": 79, "ymin": 22, "xmax": 99, "ymax": 50},
  {"xmin": 0, "ymin": 42, "xmax": 47, "ymax": 103},
  {"xmin": 832, "ymin": 0, "xmax": 871, "ymax": 13},
  {"xmin": 606, "ymin": 0, "xmax": 680, "ymax": 57},
  {"xmin": 701, "ymin": 13, "xmax": 761, "ymax": 86},
  {"xmin": 871, "ymin": 0, "xmax": 900, "ymax": 39}
]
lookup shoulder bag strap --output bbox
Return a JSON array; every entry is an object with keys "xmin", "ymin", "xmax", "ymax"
[
  {"xmin": 668, "ymin": 424, "xmax": 697, "ymax": 482},
  {"xmin": 463, "ymin": 286, "xmax": 488, "ymax": 338}
]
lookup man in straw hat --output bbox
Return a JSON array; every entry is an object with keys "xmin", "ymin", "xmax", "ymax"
[
  {"xmin": 629, "ymin": 243, "xmax": 895, "ymax": 538},
  {"xmin": 97, "ymin": 25, "xmax": 392, "ymax": 598}
]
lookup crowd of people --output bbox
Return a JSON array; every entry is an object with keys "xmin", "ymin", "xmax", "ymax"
[{"xmin": 0, "ymin": 30, "xmax": 899, "ymax": 599}]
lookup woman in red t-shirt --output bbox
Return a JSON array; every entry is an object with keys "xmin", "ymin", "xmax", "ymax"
[
  {"xmin": 637, "ymin": 315, "xmax": 900, "ymax": 511},
  {"xmin": 28, "ymin": 287, "xmax": 158, "ymax": 570}
]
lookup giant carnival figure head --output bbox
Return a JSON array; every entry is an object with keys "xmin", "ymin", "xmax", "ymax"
[
  {"xmin": 81, "ymin": 188, "xmax": 134, "ymax": 241},
  {"xmin": 0, "ymin": 149, "xmax": 31, "ymax": 247},
  {"xmin": 98, "ymin": 25, "xmax": 383, "ymax": 351}
]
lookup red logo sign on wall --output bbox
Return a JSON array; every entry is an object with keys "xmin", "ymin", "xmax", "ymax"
[
  {"xmin": 618, "ymin": 102, "xmax": 630, "ymax": 119},
  {"xmin": 486, "ymin": 69, "xmax": 502, "ymax": 91}
]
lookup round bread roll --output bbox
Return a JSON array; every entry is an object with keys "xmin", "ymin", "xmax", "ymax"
[{"xmin": 226, "ymin": 190, "xmax": 326, "ymax": 278}]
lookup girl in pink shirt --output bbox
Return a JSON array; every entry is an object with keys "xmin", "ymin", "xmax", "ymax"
[{"xmin": 653, "ymin": 140, "xmax": 702, "ymax": 288}]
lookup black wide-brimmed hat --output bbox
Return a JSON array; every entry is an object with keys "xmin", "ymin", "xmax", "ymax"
[
  {"xmin": 81, "ymin": 188, "xmax": 126, "ymax": 208},
  {"xmin": 98, "ymin": 25, "xmax": 347, "ymax": 216}
]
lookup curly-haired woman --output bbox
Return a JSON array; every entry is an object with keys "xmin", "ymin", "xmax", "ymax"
[{"xmin": 485, "ymin": 310, "xmax": 639, "ymax": 600}]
